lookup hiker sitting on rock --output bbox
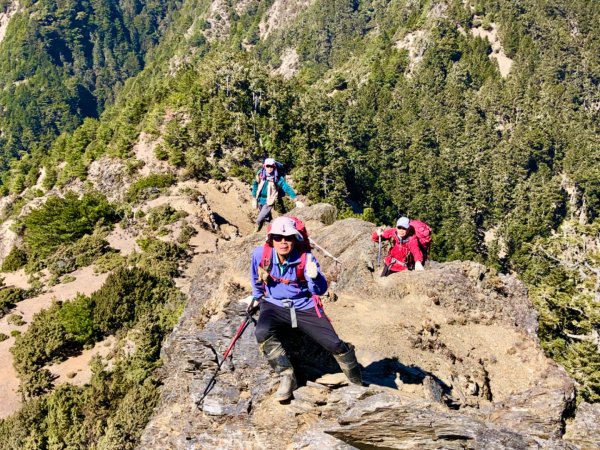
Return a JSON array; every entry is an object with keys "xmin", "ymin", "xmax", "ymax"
[
  {"xmin": 372, "ymin": 216, "xmax": 424, "ymax": 277},
  {"xmin": 251, "ymin": 158, "xmax": 304, "ymax": 232},
  {"xmin": 249, "ymin": 216, "xmax": 362, "ymax": 402}
]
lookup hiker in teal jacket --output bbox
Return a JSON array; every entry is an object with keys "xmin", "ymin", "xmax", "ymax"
[{"xmin": 251, "ymin": 158, "xmax": 304, "ymax": 231}]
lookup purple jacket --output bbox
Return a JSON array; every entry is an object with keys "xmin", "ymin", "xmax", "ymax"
[{"xmin": 250, "ymin": 246, "xmax": 328, "ymax": 310}]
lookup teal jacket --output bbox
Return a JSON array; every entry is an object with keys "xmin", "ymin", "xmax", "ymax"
[{"xmin": 251, "ymin": 174, "xmax": 297, "ymax": 206}]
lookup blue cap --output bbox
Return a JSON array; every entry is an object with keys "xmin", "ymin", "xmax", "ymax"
[{"xmin": 396, "ymin": 217, "xmax": 410, "ymax": 229}]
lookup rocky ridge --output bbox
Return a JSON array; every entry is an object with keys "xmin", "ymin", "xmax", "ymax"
[{"xmin": 139, "ymin": 204, "xmax": 598, "ymax": 449}]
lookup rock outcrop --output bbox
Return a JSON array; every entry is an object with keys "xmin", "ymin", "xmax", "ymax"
[
  {"xmin": 139, "ymin": 204, "xmax": 581, "ymax": 449},
  {"xmin": 564, "ymin": 402, "xmax": 600, "ymax": 449},
  {"xmin": 87, "ymin": 157, "xmax": 132, "ymax": 202}
]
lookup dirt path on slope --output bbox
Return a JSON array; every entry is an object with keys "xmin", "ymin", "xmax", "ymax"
[
  {"xmin": 1, "ymin": 269, "xmax": 30, "ymax": 290},
  {"xmin": 0, "ymin": 266, "xmax": 108, "ymax": 419},
  {"xmin": 47, "ymin": 336, "xmax": 116, "ymax": 386}
]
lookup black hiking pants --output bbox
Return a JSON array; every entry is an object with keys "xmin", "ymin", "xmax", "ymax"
[{"xmin": 255, "ymin": 301, "xmax": 346, "ymax": 355}]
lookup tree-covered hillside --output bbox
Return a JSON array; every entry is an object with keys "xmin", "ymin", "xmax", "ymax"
[
  {"xmin": 0, "ymin": 0, "xmax": 598, "ymax": 446},
  {"xmin": 0, "ymin": 0, "xmax": 183, "ymax": 171}
]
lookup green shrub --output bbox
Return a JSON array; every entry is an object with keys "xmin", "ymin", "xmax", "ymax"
[
  {"xmin": 7, "ymin": 314, "xmax": 25, "ymax": 326},
  {"xmin": 178, "ymin": 186, "xmax": 200, "ymax": 199},
  {"xmin": 145, "ymin": 205, "xmax": 188, "ymax": 230},
  {"xmin": 0, "ymin": 333, "xmax": 8, "ymax": 342},
  {"xmin": 22, "ymin": 192, "xmax": 116, "ymax": 259},
  {"xmin": 177, "ymin": 222, "xmax": 197, "ymax": 245},
  {"xmin": 46, "ymin": 233, "xmax": 112, "ymax": 275},
  {"xmin": 154, "ymin": 144, "xmax": 168, "ymax": 160},
  {"xmin": 0, "ymin": 396, "xmax": 47, "ymax": 447},
  {"xmin": 94, "ymin": 252, "xmax": 126, "ymax": 273},
  {"xmin": 46, "ymin": 246, "xmax": 77, "ymax": 276},
  {"xmin": 11, "ymin": 302, "xmax": 68, "ymax": 376},
  {"xmin": 1, "ymin": 246, "xmax": 28, "ymax": 272},
  {"xmin": 57, "ymin": 294, "xmax": 95, "ymax": 346},
  {"xmin": 126, "ymin": 174, "xmax": 175, "ymax": 204},
  {"xmin": 0, "ymin": 270, "xmax": 183, "ymax": 446},
  {"xmin": 20, "ymin": 369, "xmax": 54, "ymax": 398},
  {"xmin": 91, "ymin": 267, "xmax": 165, "ymax": 335},
  {"xmin": 11, "ymin": 267, "xmax": 175, "ymax": 394},
  {"xmin": 10, "ymin": 330, "xmax": 21, "ymax": 337},
  {"xmin": 134, "ymin": 238, "xmax": 187, "ymax": 278},
  {"xmin": 61, "ymin": 275, "xmax": 76, "ymax": 283},
  {"xmin": 0, "ymin": 287, "xmax": 27, "ymax": 318},
  {"xmin": 227, "ymin": 164, "xmax": 254, "ymax": 181}
]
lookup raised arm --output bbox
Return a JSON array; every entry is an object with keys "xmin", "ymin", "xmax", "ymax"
[
  {"xmin": 303, "ymin": 253, "xmax": 327, "ymax": 295},
  {"xmin": 277, "ymin": 178, "xmax": 297, "ymax": 200}
]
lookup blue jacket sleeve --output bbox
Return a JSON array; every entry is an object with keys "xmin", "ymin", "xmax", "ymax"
[
  {"xmin": 277, "ymin": 178, "xmax": 297, "ymax": 200},
  {"xmin": 250, "ymin": 247, "xmax": 265, "ymax": 299},
  {"xmin": 304, "ymin": 253, "xmax": 328, "ymax": 295}
]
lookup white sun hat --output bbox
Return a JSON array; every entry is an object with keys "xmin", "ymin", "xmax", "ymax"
[{"xmin": 267, "ymin": 217, "xmax": 303, "ymax": 241}]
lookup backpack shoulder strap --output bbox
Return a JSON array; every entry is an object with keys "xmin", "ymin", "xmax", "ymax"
[
  {"xmin": 257, "ymin": 168, "xmax": 267, "ymax": 181},
  {"xmin": 260, "ymin": 244, "xmax": 273, "ymax": 272},
  {"xmin": 260, "ymin": 247, "xmax": 308, "ymax": 287},
  {"xmin": 296, "ymin": 252, "xmax": 307, "ymax": 284}
]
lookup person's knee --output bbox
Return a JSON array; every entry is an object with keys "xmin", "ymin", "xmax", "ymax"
[
  {"xmin": 326, "ymin": 340, "xmax": 348, "ymax": 355},
  {"xmin": 254, "ymin": 325, "xmax": 271, "ymax": 344}
]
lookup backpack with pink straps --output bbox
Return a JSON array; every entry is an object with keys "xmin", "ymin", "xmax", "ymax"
[{"xmin": 410, "ymin": 219, "xmax": 432, "ymax": 256}]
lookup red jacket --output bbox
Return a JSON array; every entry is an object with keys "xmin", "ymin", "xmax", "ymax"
[{"xmin": 371, "ymin": 228, "xmax": 423, "ymax": 272}]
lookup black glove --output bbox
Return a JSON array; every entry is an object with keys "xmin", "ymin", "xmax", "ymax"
[{"xmin": 246, "ymin": 297, "xmax": 261, "ymax": 315}]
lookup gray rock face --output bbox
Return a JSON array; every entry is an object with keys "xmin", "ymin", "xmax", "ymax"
[
  {"xmin": 292, "ymin": 203, "xmax": 338, "ymax": 225},
  {"xmin": 87, "ymin": 157, "xmax": 131, "ymax": 201},
  {"xmin": 487, "ymin": 384, "xmax": 576, "ymax": 440},
  {"xmin": 139, "ymin": 204, "xmax": 584, "ymax": 450},
  {"xmin": 329, "ymin": 392, "xmax": 578, "ymax": 450},
  {"xmin": 564, "ymin": 402, "xmax": 600, "ymax": 449}
]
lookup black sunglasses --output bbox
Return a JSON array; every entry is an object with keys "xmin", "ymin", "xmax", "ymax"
[
  {"xmin": 397, "ymin": 226, "xmax": 408, "ymax": 230},
  {"xmin": 271, "ymin": 234, "xmax": 295, "ymax": 242},
  {"xmin": 265, "ymin": 165, "xmax": 275, "ymax": 169}
]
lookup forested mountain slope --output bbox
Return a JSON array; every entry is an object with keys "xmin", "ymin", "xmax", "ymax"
[
  {"xmin": 0, "ymin": 0, "xmax": 598, "ymax": 448},
  {"xmin": 0, "ymin": 0, "xmax": 182, "ymax": 175}
]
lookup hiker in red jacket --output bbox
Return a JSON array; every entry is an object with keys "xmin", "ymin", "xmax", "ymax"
[{"xmin": 372, "ymin": 216, "xmax": 424, "ymax": 277}]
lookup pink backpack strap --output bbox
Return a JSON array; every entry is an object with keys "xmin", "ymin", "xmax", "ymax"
[
  {"xmin": 261, "ymin": 247, "xmax": 308, "ymax": 287},
  {"xmin": 296, "ymin": 252, "xmax": 307, "ymax": 284},
  {"xmin": 259, "ymin": 245, "xmax": 272, "ymax": 296},
  {"xmin": 312, "ymin": 294, "xmax": 330, "ymax": 321},
  {"xmin": 260, "ymin": 244, "xmax": 273, "ymax": 271}
]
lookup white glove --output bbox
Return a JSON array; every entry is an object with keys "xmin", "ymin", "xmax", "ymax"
[
  {"xmin": 376, "ymin": 227, "xmax": 384, "ymax": 237},
  {"xmin": 305, "ymin": 254, "xmax": 318, "ymax": 279},
  {"xmin": 295, "ymin": 200, "xmax": 305, "ymax": 208},
  {"xmin": 251, "ymin": 198, "xmax": 257, "ymax": 209},
  {"xmin": 414, "ymin": 261, "xmax": 424, "ymax": 271}
]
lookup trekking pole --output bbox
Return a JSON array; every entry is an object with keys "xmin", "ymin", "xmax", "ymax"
[
  {"xmin": 377, "ymin": 235, "xmax": 382, "ymax": 267},
  {"xmin": 197, "ymin": 308, "xmax": 258, "ymax": 406},
  {"xmin": 309, "ymin": 238, "xmax": 342, "ymax": 264}
]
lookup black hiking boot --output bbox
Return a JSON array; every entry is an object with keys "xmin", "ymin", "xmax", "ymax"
[
  {"xmin": 334, "ymin": 343, "xmax": 363, "ymax": 385},
  {"xmin": 260, "ymin": 336, "xmax": 297, "ymax": 402}
]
